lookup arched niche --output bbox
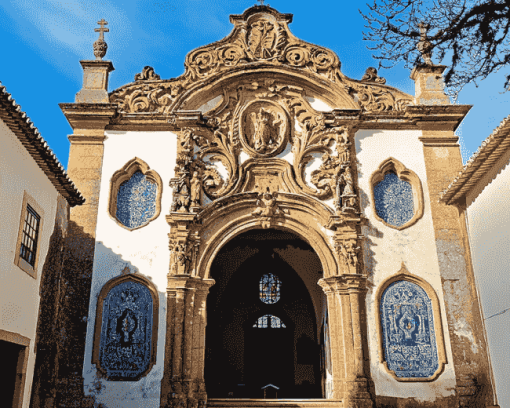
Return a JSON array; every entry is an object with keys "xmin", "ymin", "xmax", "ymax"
[
  {"xmin": 369, "ymin": 157, "xmax": 424, "ymax": 230},
  {"xmin": 204, "ymin": 229, "xmax": 324, "ymax": 399},
  {"xmin": 375, "ymin": 264, "xmax": 447, "ymax": 382},
  {"xmin": 108, "ymin": 157, "xmax": 163, "ymax": 231},
  {"xmin": 92, "ymin": 273, "xmax": 159, "ymax": 381}
]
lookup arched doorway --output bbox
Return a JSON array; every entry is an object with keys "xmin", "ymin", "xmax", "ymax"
[{"xmin": 205, "ymin": 229, "xmax": 325, "ymax": 399}]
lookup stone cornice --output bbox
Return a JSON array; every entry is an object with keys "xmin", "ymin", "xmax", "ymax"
[
  {"xmin": 440, "ymin": 113, "xmax": 510, "ymax": 206},
  {"xmin": 0, "ymin": 82, "xmax": 85, "ymax": 207},
  {"xmin": 59, "ymin": 103, "xmax": 117, "ymax": 132},
  {"xmin": 405, "ymin": 105, "xmax": 472, "ymax": 131}
]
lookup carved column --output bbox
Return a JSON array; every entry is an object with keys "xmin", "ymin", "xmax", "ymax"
[
  {"xmin": 319, "ymin": 274, "xmax": 372, "ymax": 408},
  {"xmin": 162, "ymin": 276, "xmax": 214, "ymax": 408}
]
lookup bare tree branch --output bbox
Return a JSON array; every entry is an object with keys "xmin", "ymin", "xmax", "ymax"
[{"xmin": 360, "ymin": 0, "xmax": 510, "ymax": 98}]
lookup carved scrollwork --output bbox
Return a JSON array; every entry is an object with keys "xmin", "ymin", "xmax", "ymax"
[
  {"xmin": 184, "ymin": 14, "xmax": 338, "ymax": 83},
  {"xmin": 361, "ymin": 67, "xmax": 386, "ymax": 84},
  {"xmin": 110, "ymin": 81, "xmax": 183, "ymax": 114},
  {"xmin": 134, "ymin": 66, "xmax": 161, "ymax": 81},
  {"xmin": 109, "ymin": 7, "xmax": 414, "ymax": 114},
  {"xmin": 347, "ymin": 82, "xmax": 412, "ymax": 113}
]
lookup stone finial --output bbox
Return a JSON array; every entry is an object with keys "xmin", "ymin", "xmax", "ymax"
[
  {"xmin": 361, "ymin": 67, "xmax": 386, "ymax": 84},
  {"xmin": 93, "ymin": 19, "xmax": 109, "ymax": 60},
  {"xmin": 417, "ymin": 22, "xmax": 433, "ymax": 65}
]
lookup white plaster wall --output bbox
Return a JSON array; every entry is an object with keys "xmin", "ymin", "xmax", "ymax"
[
  {"xmin": 83, "ymin": 131, "xmax": 177, "ymax": 407},
  {"xmin": 0, "ymin": 119, "xmax": 59, "ymax": 408},
  {"xmin": 355, "ymin": 129, "xmax": 457, "ymax": 401},
  {"xmin": 466, "ymin": 158, "xmax": 510, "ymax": 408}
]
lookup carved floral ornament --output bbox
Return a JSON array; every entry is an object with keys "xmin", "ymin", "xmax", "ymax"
[
  {"xmin": 108, "ymin": 6, "xmax": 413, "ymax": 115},
  {"xmin": 166, "ymin": 81, "xmax": 362, "ymax": 215}
]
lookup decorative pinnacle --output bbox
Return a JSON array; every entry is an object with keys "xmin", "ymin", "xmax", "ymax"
[
  {"xmin": 417, "ymin": 22, "xmax": 433, "ymax": 65},
  {"xmin": 93, "ymin": 19, "xmax": 109, "ymax": 60},
  {"xmin": 256, "ymin": 0, "xmax": 265, "ymax": 5}
]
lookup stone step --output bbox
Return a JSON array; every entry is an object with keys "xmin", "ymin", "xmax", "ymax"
[{"xmin": 207, "ymin": 399, "xmax": 344, "ymax": 407}]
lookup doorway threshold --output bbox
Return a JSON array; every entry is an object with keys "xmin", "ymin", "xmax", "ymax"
[{"xmin": 207, "ymin": 399, "xmax": 344, "ymax": 407}]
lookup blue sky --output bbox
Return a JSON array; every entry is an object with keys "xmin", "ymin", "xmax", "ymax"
[{"xmin": 1, "ymin": 0, "xmax": 508, "ymax": 168}]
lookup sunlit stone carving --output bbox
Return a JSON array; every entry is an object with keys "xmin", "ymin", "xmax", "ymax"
[{"xmin": 380, "ymin": 280, "xmax": 439, "ymax": 379}]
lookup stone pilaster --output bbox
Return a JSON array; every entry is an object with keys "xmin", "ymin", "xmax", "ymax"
[
  {"xmin": 162, "ymin": 276, "xmax": 214, "ymax": 408},
  {"xmin": 319, "ymin": 275, "xmax": 373, "ymax": 408},
  {"xmin": 410, "ymin": 64, "xmax": 450, "ymax": 106},
  {"xmin": 75, "ymin": 60, "xmax": 114, "ymax": 104},
  {"xmin": 412, "ymin": 65, "xmax": 497, "ymax": 407}
]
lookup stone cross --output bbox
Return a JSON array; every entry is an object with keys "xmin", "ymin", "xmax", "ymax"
[
  {"xmin": 417, "ymin": 22, "xmax": 433, "ymax": 65},
  {"xmin": 95, "ymin": 19, "xmax": 109, "ymax": 41},
  {"xmin": 257, "ymin": 0, "xmax": 265, "ymax": 5}
]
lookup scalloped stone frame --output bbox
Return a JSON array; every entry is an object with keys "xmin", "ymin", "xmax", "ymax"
[
  {"xmin": 370, "ymin": 157, "xmax": 424, "ymax": 230},
  {"xmin": 374, "ymin": 264, "xmax": 447, "ymax": 382},
  {"xmin": 108, "ymin": 157, "xmax": 163, "ymax": 231},
  {"xmin": 92, "ymin": 273, "xmax": 159, "ymax": 381}
]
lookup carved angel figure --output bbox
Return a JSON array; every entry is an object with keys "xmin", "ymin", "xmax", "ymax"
[
  {"xmin": 345, "ymin": 242, "xmax": 360, "ymax": 266},
  {"xmin": 252, "ymin": 188, "xmax": 287, "ymax": 218},
  {"xmin": 250, "ymin": 108, "xmax": 283, "ymax": 154},
  {"xmin": 190, "ymin": 171, "xmax": 201, "ymax": 207},
  {"xmin": 248, "ymin": 19, "xmax": 276, "ymax": 59}
]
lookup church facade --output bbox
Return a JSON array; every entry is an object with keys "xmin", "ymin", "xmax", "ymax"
[{"xmin": 42, "ymin": 5, "xmax": 498, "ymax": 408}]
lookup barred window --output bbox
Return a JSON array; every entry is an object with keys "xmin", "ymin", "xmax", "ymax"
[
  {"xmin": 19, "ymin": 205, "xmax": 40, "ymax": 266},
  {"xmin": 253, "ymin": 314, "xmax": 286, "ymax": 328}
]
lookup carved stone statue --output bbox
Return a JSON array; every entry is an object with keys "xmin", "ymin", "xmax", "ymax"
[
  {"xmin": 190, "ymin": 171, "xmax": 202, "ymax": 208},
  {"xmin": 339, "ymin": 167, "xmax": 357, "ymax": 212},
  {"xmin": 252, "ymin": 188, "xmax": 288, "ymax": 228},
  {"xmin": 249, "ymin": 107, "xmax": 284, "ymax": 154}
]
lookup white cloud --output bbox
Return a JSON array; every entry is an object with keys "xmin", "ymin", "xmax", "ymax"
[{"xmin": 9, "ymin": 0, "xmax": 132, "ymax": 59}]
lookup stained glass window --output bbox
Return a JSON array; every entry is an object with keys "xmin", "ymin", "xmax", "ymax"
[
  {"xmin": 253, "ymin": 315, "xmax": 286, "ymax": 328},
  {"xmin": 99, "ymin": 280, "xmax": 154, "ymax": 380},
  {"xmin": 116, "ymin": 171, "xmax": 157, "ymax": 229},
  {"xmin": 380, "ymin": 280, "xmax": 439, "ymax": 378},
  {"xmin": 374, "ymin": 172, "xmax": 414, "ymax": 227},
  {"xmin": 259, "ymin": 273, "xmax": 281, "ymax": 304}
]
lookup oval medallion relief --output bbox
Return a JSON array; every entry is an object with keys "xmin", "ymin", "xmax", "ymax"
[{"xmin": 240, "ymin": 100, "xmax": 290, "ymax": 158}]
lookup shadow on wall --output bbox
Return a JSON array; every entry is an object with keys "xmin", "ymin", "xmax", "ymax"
[
  {"xmin": 30, "ymin": 217, "xmax": 167, "ymax": 408},
  {"xmin": 82, "ymin": 240, "xmax": 167, "ymax": 407},
  {"xmin": 31, "ymin": 215, "xmax": 96, "ymax": 408}
]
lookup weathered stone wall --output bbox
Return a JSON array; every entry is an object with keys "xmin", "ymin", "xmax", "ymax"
[
  {"xmin": 355, "ymin": 128, "xmax": 458, "ymax": 405},
  {"xmin": 81, "ymin": 130, "xmax": 177, "ymax": 406}
]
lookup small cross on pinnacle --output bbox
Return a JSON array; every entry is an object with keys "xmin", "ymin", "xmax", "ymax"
[
  {"xmin": 257, "ymin": 0, "xmax": 265, "ymax": 5},
  {"xmin": 93, "ymin": 19, "xmax": 109, "ymax": 60},
  {"xmin": 95, "ymin": 19, "xmax": 109, "ymax": 41}
]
